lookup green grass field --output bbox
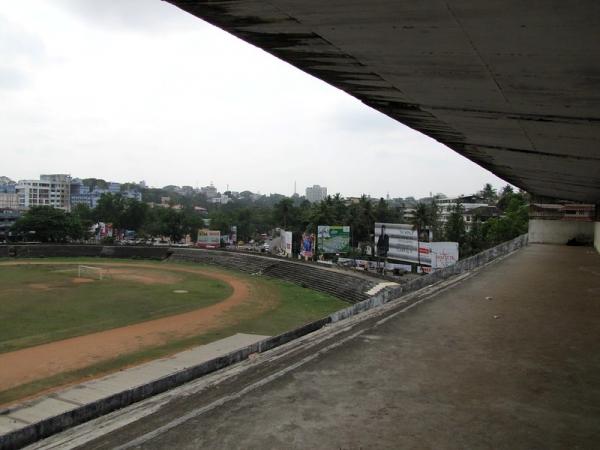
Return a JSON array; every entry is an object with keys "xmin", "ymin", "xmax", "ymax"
[
  {"xmin": 0, "ymin": 258, "xmax": 348, "ymax": 405},
  {"xmin": 0, "ymin": 263, "xmax": 233, "ymax": 354}
]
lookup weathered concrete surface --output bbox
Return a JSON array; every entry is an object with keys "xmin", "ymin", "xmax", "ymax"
[
  {"xmin": 0, "ymin": 334, "xmax": 268, "ymax": 449},
  {"xmin": 595, "ymin": 222, "xmax": 600, "ymax": 253},
  {"xmin": 529, "ymin": 219, "xmax": 595, "ymax": 244},
  {"xmin": 168, "ymin": 1, "xmax": 600, "ymax": 203},
  {"xmin": 75, "ymin": 244, "xmax": 600, "ymax": 449}
]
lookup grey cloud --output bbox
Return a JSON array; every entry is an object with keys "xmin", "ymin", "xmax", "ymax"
[
  {"xmin": 0, "ymin": 15, "xmax": 46, "ymax": 63},
  {"xmin": 55, "ymin": 0, "xmax": 204, "ymax": 32},
  {"xmin": 329, "ymin": 104, "xmax": 403, "ymax": 133},
  {"xmin": 0, "ymin": 67, "xmax": 29, "ymax": 90}
]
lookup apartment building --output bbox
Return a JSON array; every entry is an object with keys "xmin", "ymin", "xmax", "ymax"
[
  {"xmin": 70, "ymin": 178, "xmax": 141, "ymax": 208},
  {"xmin": 0, "ymin": 182, "xmax": 18, "ymax": 209},
  {"xmin": 17, "ymin": 174, "xmax": 72, "ymax": 211},
  {"xmin": 437, "ymin": 195, "xmax": 489, "ymax": 224},
  {"xmin": 306, "ymin": 185, "xmax": 327, "ymax": 203},
  {"xmin": 0, "ymin": 209, "xmax": 21, "ymax": 242}
]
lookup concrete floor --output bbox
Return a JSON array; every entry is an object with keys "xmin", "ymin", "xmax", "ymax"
[{"xmin": 72, "ymin": 244, "xmax": 600, "ymax": 449}]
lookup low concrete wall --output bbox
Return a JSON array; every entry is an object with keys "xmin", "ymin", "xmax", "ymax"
[
  {"xmin": 5, "ymin": 245, "xmax": 170, "ymax": 260},
  {"xmin": 0, "ymin": 235, "xmax": 528, "ymax": 449},
  {"xmin": 331, "ymin": 234, "xmax": 529, "ymax": 323},
  {"xmin": 595, "ymin": 222, "xmax": 600, "ymax": 254},
  {"xmin": 99, "ymin": 246, "xmax": 171, "ymax": 260},
  {"xmin": 528, "ymin": 219, "xmax": 594, "ymax": 244},
  {"xmin": 9, "ymin": 245, "xmax": 103, "ymax": 258}
]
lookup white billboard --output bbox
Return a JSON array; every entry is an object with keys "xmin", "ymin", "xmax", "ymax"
[
  {"xmin": 280, "ymin": 230, "xmax": 293, "ymax": 258},
  {"xmin": 374, "ymin": 223, "xmax": 458, "ymax": 268},
  {"xmin": 429, "ymin": 242, "xmax": 459, "ymax": 269}
]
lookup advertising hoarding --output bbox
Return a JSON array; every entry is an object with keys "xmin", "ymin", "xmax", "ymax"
[
  {"xmin": 317, "ymin": 225, "xmax": 350, "ymax": 254},
  {"xmin": 229, "ymin": 225, "xmax": 237, "ymax": 245},
  {"xmin": 429, "ymin": 242, "xmax": 459, "ymax": 268},
  {"xmin": 374, "ymin": 222, "xmax": 457, "ymax": 268},
  {"xmin": 197, "ymin": 229, "xmax": 220, "ymax": 248},
  {"xmin": 300, "ymin": 232, "xmax": 314, "ymax": 260},
  {"xmin": 281, "ymin": 230, "xmax": 293, "ymax": 258}
]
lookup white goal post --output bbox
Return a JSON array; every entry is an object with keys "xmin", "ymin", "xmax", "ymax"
[{"xmin": 77, "ymin": 265, "xmax": 107, "ymax": 280}]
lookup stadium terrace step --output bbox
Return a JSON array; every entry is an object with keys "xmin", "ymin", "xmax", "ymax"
[{"xmin": 168, "ymin": 248, "xmax": 377, "ymax": 303}]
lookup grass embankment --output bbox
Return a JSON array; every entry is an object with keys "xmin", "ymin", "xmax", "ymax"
[{"xmin": 0, "ymin": 259, "xmax": 347, "ymax": 405}]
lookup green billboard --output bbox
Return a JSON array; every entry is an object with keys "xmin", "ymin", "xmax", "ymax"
[{"xmin": 317, "ymin": 225, "xmax": 350, "ymax": 254}]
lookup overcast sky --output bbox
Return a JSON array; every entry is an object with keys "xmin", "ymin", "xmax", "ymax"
[{"xmin": 1, "ymin": 0, "xmax": 509, "ymax": 199}]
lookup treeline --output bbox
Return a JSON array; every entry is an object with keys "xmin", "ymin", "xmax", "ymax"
[
  {"xmin": 431, "ymin": 185, "xmax": 529, "ymax": 257},
  {"xmin": 11, "ymin": 184, "xmax": 529, "ymax": 259},
  {"xmin": 11, "ymin": 195, "xmax": 204, "ymax": 243}
]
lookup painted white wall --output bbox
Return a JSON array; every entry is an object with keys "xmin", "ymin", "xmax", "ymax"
[{"xmin": 528, "ymin": 219, "xmax": 594, "ymax": 244}]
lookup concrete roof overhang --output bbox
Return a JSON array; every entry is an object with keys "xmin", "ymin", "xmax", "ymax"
[{"xmin": 168, "ymin": 1, "xmax": 600, "ymax": 202}]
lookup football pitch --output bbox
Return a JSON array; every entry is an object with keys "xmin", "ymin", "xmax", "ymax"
[{"xmin": 0, "ymin": 259, "xmax": 347, "ymax": 405}]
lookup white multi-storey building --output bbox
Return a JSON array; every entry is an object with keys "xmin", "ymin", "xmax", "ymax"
[
  {"xmin": 437, "ymin": 196, "xmax": 489, "ymax": 224},
  {"xmin": 17, "ymin": 174, "xmax": 72, "ymax": 211},
  {"xmin": 306, "ymin": 185, "xmax": 327, "ymax": 203}
]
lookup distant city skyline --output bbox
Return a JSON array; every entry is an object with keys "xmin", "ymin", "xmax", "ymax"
[
  {"xmin": 1, "ymin": 172, "xmax": 505, "ymax": 201},
  {"xmin": 2, "ymin": 1, "xmax": 508, "ymax": 201}
]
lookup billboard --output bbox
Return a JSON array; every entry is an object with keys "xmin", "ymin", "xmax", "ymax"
[
  {"xmin": 374, "ymin": 223, "xmax": 457, "ymax": 268},
  {"xmin": 229, "ymin": 225, "xmax": 237, "ymax": 245},
  {"xmin": 300, "ymin": 232, "xmax": 314, "ymax": 260},
  {"xmin": 197, "ymin": 229, "xmax": 220, "ymax": 248},
  {"xmin": 317, "ymin": 225, "xmax": 350, "ymax": 254},
  {"xmin": 429, "ymin": 242, "xmax": 459, "ymax": 268},
  {"xmin": 281, "ymin": 230, "xmax": 293, "ymax": 258}
]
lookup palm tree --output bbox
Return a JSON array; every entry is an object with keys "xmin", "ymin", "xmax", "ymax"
[
  {"xmin": 410, "ymin": 203, "xmax": 431, "ymax": 268},
  {"xmin": 273, "ymin": 198, "xmax": 294, "ymax": 229}
]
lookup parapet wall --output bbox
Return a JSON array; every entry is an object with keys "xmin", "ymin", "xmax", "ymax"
[{"xmin": 331, "ymin": 233, "xmax": 529, "ymax": 322}]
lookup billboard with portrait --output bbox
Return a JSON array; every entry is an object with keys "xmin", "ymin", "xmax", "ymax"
[
  {"xmin": 300, "ymin": 232, "xmax": 314, "ymax": 259},
  {"xmin": 374, "ymin": 223, "xmax": 457, "ymax": 268}
]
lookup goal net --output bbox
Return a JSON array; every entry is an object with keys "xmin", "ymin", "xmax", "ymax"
[{"xmin": 77, "ymin": 265, "xmax": 107, "ymax": 280}]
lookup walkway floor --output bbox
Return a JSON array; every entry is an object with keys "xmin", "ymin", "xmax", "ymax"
[{"xmin": 37, "ymin": 244, "xmax": 600, "ymax": 449}]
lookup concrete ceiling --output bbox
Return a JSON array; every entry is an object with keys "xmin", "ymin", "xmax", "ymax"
[{"xmin": 168, "ymin": 1, "xmax": 600, "ymax": 202}]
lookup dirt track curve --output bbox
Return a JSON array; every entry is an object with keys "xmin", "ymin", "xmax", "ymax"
[{"xmin": 0, "ymin": 261, "xmax": 262, "ymax": 394}]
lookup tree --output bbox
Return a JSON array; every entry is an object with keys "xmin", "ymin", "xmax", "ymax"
[
  {"xmin": 94, "ymin": 193, "xmax": 126, "ymax": 228},
  {"xmin": 410, "ymin": 203, "xmax": 431, "ymax": 267},
  {"xmin": 11, "ymin": 206, "xmax": 86, "ymax": 242},
  {"xmin": 375, "ymin": 198, "xmax": 393, "ymax": 223},
  {"xmin": 497, "ymin": 184, "xmax": 516, "ymax": 211},
  {"xmin": 428, "ymin": 198, "xmax": 442, "ymax": 240},
  {"xmin": 345, "ymin": 195, "xmax": 375, "ymax": 248},
  {"xmin": 273, "ymin": 198, "xmax": 295, "ymax": 229},
  {"xmin": 162, "ymin": 209, "xmax": 186, "ymax": 242},
  {"xmin": 181, "ymin": 207, "xmax": 204, "ymax": 243},
  {"xmin": 483, "ymin": 195, "xmax": 528, "ymax": 245},
  {"xmin": 480, "ymin": 183, "xmax": 498, "ymax": 204},
  {"xmin": 70, "ymin": 203, "xmax": 94, "ymax": 239},
  {"xmin": 464, "ymin": 218, "xmax": 486, "ymax": 257},
  {"xmin": 120, "ymin": 198, "xmax": 149, "ymax": 231},
  {"xmin": 444, "ymin": 202, "xmax": 467, "ymax": 248}
]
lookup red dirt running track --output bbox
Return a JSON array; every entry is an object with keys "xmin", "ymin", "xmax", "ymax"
[{"xmin": 0, "ymin": 262, "xmax": 261, "ymax": 393}]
